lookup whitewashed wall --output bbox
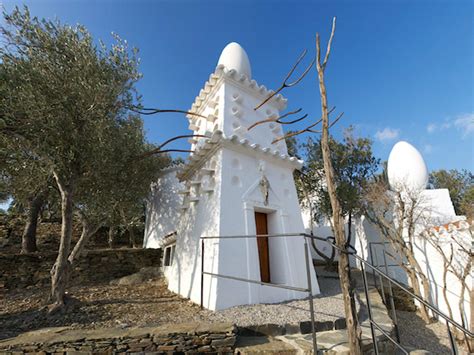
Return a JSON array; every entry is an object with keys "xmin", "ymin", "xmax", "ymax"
[
  {"xmin": 215, "ymin": 147, "xmax": 319, "ymax": 310},
  {"xmin": 145, "ymin": 53, "xmax": 320, "ymax": 310},
  {"xmin": 302, "ymin": 188, "xmax": 472, "ymax": 328},
  {"xmin": 144, "ymin": 167, "xmax": 183, "ymax": 249}
]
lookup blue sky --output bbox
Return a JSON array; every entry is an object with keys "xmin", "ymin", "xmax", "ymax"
[{"xmin": 2, "ymin": 0, "xmax": 473, "ymax": 172}]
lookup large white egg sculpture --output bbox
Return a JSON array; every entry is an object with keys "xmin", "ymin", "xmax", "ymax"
[
  {"xmin": 387, "ymin": 141, "xmax": 428, "ymax": 192},
  {"xmin": 217, "ymin": 42, "xmax": 252, "ymax": 79}
]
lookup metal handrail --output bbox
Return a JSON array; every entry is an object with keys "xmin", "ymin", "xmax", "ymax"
[
  {"xmin": 304, "ymin": 233, "xmax": 473, "ymax": 338},
  {"xmin": 200, "ymin": 232, "xmax": 472, "ymax": 354},
  {"xmin": 200, "ymin": 233, "xmax": 318, "ymax": 352},
  {"xmin": 304, "ymin": 233, "xmax": 473, "ymax": 354},
  {"xmin": 201, "ymin": 271, "xmax": 309, "ymax": 293}
]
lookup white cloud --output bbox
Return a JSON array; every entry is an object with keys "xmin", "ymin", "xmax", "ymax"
[
  {"xmin": 375, "ymin": 127, "xmax": 400, "ymax": 142},
  {"xmin": 423, "ymin": 144, "xmax": 433, "ymax": 154},
  {"xmin": 426, "ymin": 113, "xmax": 472, "ymax": 138},
  {"xmin": 454, "ymin": 113, "xmax": 474, "ymax": 138},
  {"xmin": 441, "ymin": 122, "xmax": 452, "ymax": 130},
  {"xmin": 426, "ymin": 123, "xmax": 437, "ymax": 133}
]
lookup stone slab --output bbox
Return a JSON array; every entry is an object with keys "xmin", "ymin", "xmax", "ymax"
[{"xmin": 234, "ymin": 336, "xmax": 297, "ymax": 354}]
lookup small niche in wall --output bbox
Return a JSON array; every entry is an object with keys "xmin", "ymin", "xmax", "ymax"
[
  {"xmin": 210, "ymin": 159, "xmax": 217, "ymax": 170},
  {"xmin": 231, "ymin": 158, "xmax": 241, "ymax": 169},
  {"xmin": 231, "ymin": 175, "xmax": 241, "ymax": 187},
  {"xmin": 231, "ymin": 106, "xmax": 241, "ymax": 117},
  {"xmin": 232, "ymin": 92, "xmax": 242, "ymax": 103}
]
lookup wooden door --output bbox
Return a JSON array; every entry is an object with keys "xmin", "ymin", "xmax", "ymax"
[{"xmin": 255, "ymin": 212, "xmax": 270, "ymax": 283}]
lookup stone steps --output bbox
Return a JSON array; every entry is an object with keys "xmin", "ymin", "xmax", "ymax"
[
  {"xmin": 235, "ymin": 288, "xmax": 396, "ymax": 354},
  {"xmin": 234, "ymin": 336, "xmax": 298, "ymax": 354}
]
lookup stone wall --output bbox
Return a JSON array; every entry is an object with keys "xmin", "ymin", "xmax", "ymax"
[
  {"xmin": 0, "ymin": 248, "xmax": 162, "ymax": 290},
  {"xmin": 0, "ymin": 323, "xmax": 236, "ymax": 354}
]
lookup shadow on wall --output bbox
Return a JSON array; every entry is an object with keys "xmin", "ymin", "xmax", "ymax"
[
  {"xmin": 169, "ymin": 186, "xmax": 221, "ymax": 303},
  {"xmin": 143, "ymin": 172, "xmax": 183, "ymax": 248}
]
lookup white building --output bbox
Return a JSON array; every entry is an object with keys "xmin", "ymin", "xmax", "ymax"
[
  {"xmin": 303, "ymin": 141, "xmax": 472, "ymax": 328},
  {"xmin": 144, "ymin": 42, "xmax": 319, "ymax": 311}
]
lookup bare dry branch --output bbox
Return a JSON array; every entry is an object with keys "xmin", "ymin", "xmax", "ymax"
[
  {"xmin": 254, "ymin": 50, "xmax": 315, "ymax": 111},
  {"xmin": 137, "ymin": 134, "xmax": 209, "ymax": 160},
  {"xmin": 247, "ymin": 108, "xmax": 308, "ymax": 131},
  {"xmin": 271, "ymin": 117, "xmax": 323, "ymax": 144},
  {"xmin": 151, "ymin": 149, "xmax": 194, "ymax": 154},
  {"xmin": 270, "ymin": 107, "xmax": 340, "ymax": 142},
  {"xmin": 128, "ymin": 106, "xmax": 206, "ymax": 119},
  {"xmin": 156, "ymin": 134, "xmax": 209, "ymax": 150},
  {"xmin": 322, "ymin": 17, "xmax": 337, "ymax": 70}
]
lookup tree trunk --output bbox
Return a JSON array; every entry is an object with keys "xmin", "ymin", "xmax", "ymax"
[
  {"xmin": 128, "ymin": 227, "xmax": 137, "ymax": 248},
  {"xmin": 21, "ymin": 192, "xmax": 45, "ymax": 254},
  {"xmin": 405, "ymin": 252, "xmax": 431, "ymax": 322},
  {"xmin": 108, "ymin": 226, "xmax": 117, "ymax": 249},
  {"xmin": 49, "ymin": 175, "xmax": 74, "ymax": 312},
  {"xmin": 68, "ymin": 219, "xmax": 101, "ymax": 265},
  {"xmin": 317, "ymin": 46, "xmax": 362, "ymax": 353},
  {"xmin": 346, "ymin": 212, "xmax": 352, "ymax": 247}
]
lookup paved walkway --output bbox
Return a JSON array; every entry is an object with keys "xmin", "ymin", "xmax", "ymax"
[{"xmin": 235, "ymin": 288, "xmax": 395, "ymax": 354}]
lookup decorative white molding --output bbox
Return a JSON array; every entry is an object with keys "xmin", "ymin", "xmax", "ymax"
[
  {"xmin": 186, "ymin": 65, "xmax": 287, "ymax": 121},
  {"xmin": 177, "ymin": 130, "xmax": 303, "ymax": 181}
]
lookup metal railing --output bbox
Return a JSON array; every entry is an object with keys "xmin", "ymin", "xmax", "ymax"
[
  {"xmin": 200, "ymin": 232, "xmax": 473, "ymax": 354},
  {"xmin": 200, "ymin": 233, "xmax": 319, "ymax": 352},
  {"xmin": 311, "ymin": 233, "xmax": 473, "ymax": 355}
]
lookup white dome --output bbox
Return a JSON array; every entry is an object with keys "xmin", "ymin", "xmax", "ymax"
[
  {"xmin": 217, "ymin": 42, "xmax": 252, "ymax": 79},
  {"xmin": 387, "ymin": 141, "xmax": 428, "ymax": 192}
]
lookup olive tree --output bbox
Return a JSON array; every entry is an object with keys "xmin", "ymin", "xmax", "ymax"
[
  {"xmin": 296, "ymin": 128, "xmax": 379, "ymax": 256},
  {"xmin": 70, "ymin": 116, "xmax": 168, "ymax": 262},
  {"xmin": 0, "ymin": 7, "xmax": 141, "ymax": 311},
  {"xmin": 0, "ymin": 141, "xmax": 54, "ymax": 253}
]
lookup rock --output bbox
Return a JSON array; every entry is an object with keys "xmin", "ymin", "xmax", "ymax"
[
  {"xmin": 156, "ymin": 345, "xmax": 177, "ymax": 351},
  {"xmin": 110, "ymin": 273, "xmax": 146, "ymax": 286},
  {"xmin": 139, "ymin": 267, "xmax": 162, "ymax": 278},
  {"xmin": 211, "ymin": 337, "xmax": 235, "ymax": 347},
  {"xmin": 299, "ymin": 320, "xmax": 334, "ymax": 334},
  {"xmin": 284, "ymin": 323, "xmax": 300, "ymax": 335},
  {"xmin": 334, "ymin": 318, "xmax": 347, "ymax": 330},
  {"xmin": 239, "ymin": 324, "xmax": 284, "ymax": 336}
]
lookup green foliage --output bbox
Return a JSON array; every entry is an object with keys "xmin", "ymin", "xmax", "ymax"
[
  {"xmin": 429, "ymin": 169, "xmax": 473, "ymax": 218},
  {"xmin": 0, "ymin": 6, "xmax": 141, "ymax": 186},
  {"xmin": 296, "ymin": 127, "xmax": 380, "ymax": 223},
  {"xmin": 0, "ymin": 6, "xmax": 165, "ymax": 236}
]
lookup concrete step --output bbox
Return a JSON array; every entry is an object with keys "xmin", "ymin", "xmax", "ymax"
[{"xmin": 234, "ymin": 336, "xmax": 298, "ymax": 354}]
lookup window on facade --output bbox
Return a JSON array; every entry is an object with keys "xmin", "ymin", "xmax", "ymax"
[{"xmin": 163, "ymin": 244, "xmax": 176, "ymax": 266}]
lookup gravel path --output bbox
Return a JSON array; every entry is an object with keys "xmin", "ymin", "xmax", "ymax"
[{"xmin": 206, "ymin": 276, "xmax": 348, "ymax": 326}]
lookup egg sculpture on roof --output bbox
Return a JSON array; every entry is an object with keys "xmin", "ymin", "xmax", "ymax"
[
  {"xmin": 217, "ymin": 42, "xmax": 252, "ymax": 79},
  {"xmin": 387, "ymin": 141, "xmax": 428, "ymax": 192}
]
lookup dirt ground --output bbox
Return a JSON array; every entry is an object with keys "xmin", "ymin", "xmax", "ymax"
[{"xmin": 0, "ymin": 278, "xmax": 212, "ymax": 341}]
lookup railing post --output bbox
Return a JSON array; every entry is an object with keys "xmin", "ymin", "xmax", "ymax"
[
  {"xmin": 303, "ymin": 236, "xmax": 318, "ymax": 354},
  {"xmin": 446, "ymin": 320, "xmax": 458, "ymax": 355},
  {"xmin": 369, "ymin": 243, "xmax": 378, "ymax": 290},
  {"xmin": 361, "ymin": 262, "xmax": 379, "ymax": 355},
  {"xmin": 201, "ymin": 238, "xmax": 204, "ymax": 309},
  {"xmin": 383, "ymin": 250, "xmax": 400, "ymax": 343}
]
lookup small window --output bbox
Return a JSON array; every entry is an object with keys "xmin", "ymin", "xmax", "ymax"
[{"xmin": 163, "ymin": 244, "xmax": 176, "ymax": 266}]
